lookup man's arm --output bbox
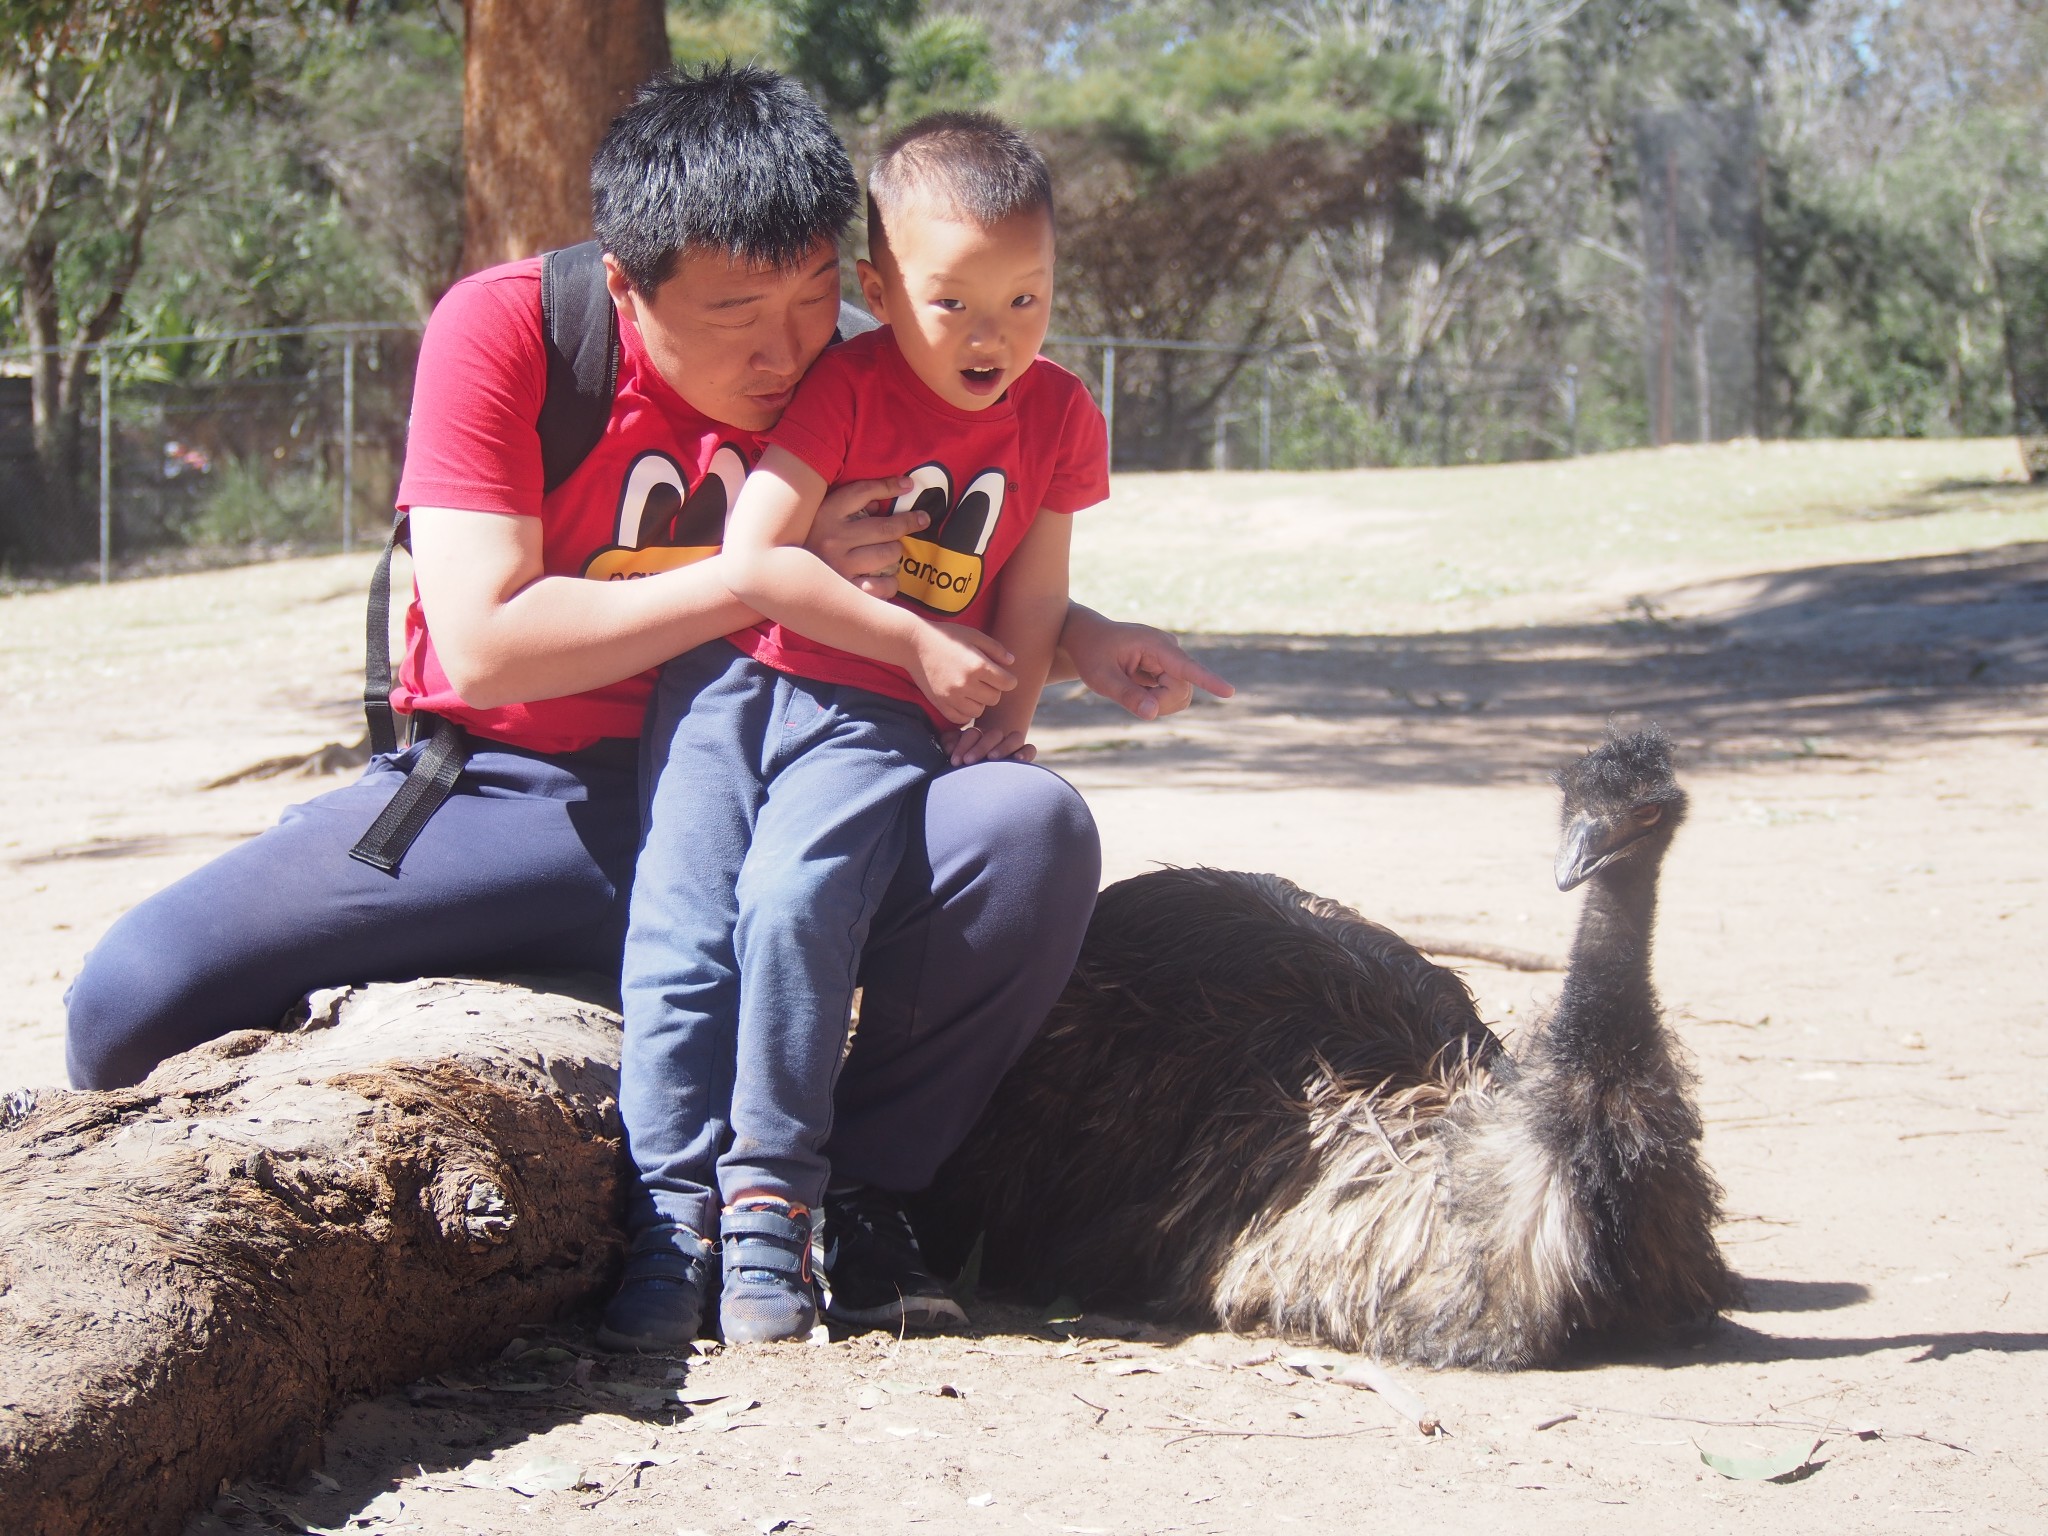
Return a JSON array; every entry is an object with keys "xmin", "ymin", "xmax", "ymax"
[
  {"xmin": 1054, "ymin": 603, "xmax": 1235, "ymax": 719},
  {"xmin": 720, "ymin": 445, "xmax": 1016, "ymax": 726},
  {"xmin": 410, "ymin": 477, "xmax": 931, "ymax": 709}
]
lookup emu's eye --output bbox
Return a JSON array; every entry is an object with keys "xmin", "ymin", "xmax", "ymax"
[{"xmin": 1631, "ymin": 804, "xmax": 1663, "ymax": 827}]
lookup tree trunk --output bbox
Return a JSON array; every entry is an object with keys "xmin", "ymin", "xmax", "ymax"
[
  {"xmin": 0, "ymin": 977, "xmax": 628, "ymax": 1536},
  {"xmin": 460, "ymin": 0, "xmax": 670, "ymax": 273},
  {"xmin": 1992, "ymin": 252, "xmax": 2048, "ymax": 483},
  {"xmin": 9, "ymin": 70, "xmax": 179, "ymax": 568},
  {"xmin": 19, "ymin": 235, "xmax": 86, "ymax": 561}
]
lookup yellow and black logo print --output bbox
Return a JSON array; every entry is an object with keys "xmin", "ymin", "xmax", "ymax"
[
  {"xmin": 581, "ymin": 445, "xmax": 747, "ymax": 580},
  {"xmin": 892, "ymin": 462, "xmax": 1006, "ymax": 616}
]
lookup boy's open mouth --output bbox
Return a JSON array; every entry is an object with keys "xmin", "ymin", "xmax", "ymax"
[{"xmin": 960, "ymin": 365, "xmax": 1003, "ymax": 396}]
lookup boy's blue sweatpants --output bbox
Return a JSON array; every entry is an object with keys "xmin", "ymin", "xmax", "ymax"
[{"xmin": 620, "ymin": 643, "xmax": 949, "ymax": 1238}]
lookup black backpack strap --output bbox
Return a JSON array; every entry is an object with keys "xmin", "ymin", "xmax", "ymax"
[
  {"xmin": 354, "ymin": 529, "xmax": 470, "ymax": 875},
  {"xmin": 352, "ymin": 244, "xmax": 623, "ymax": 874},
  {"xmin": 347, "ymin": 714, "xmax": 472, "ymax": 874},
  {"xmin": 363, "ymin": 513, "xmax": 407, "ymax": 757},
  {"xmin": 539, "ymin": 241, "xmax": 621, "ymax": 493},
  {"xmin": 365, "ymin": 242, "xmax": 620, "ymax": 756}
]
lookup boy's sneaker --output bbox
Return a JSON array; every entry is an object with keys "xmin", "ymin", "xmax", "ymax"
[
  {"xmin": 596, "ymin": 1221, "xmax": 716, "ymax": 1352},
  {"xmin": 718, "ymin": 1198, "xmax": 820, "ymax": 1343},
  {"xmin": 820, "ymin": 1184, "xmax": 969, "ymax": 1331}
]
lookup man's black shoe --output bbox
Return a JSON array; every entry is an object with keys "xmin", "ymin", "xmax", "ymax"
[{"xmin": 820, "ymin": 1184, "xmax": 969, "ymax": 1330}]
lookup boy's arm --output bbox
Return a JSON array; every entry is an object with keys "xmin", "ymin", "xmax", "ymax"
[
  {"xmin": 955, "ymin": 511, "xmax": 1073, "ymax": 764},
  {"xmin": 722, "ymin": 445, "xmax": 1018, "ymax": 726}
]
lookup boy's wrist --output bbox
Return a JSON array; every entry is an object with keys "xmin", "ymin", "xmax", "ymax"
[{"xmin": 879, "ymin": 605, "xmax": 934, "ymax": 669}]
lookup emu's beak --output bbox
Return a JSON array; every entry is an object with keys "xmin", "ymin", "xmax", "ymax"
[{"xmin": 1556, "ymin": 814, "xmax": 1638, "ymax": 891}]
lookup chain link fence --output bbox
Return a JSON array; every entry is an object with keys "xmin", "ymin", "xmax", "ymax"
[
  {"xmin": 3, "ymin": 322, "xmax": 1587, "ymax": 582},
  {"xmin": 1040, "ymin": 336, "xmax": 1582, "ymax": 472},
  {"xmin": 1, "ymin": 325, "xmax": 417, "ymax": 581}
]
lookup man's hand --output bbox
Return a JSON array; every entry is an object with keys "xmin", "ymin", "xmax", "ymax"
[
  {"xmin": 907, "ymin": 623, "xmax": 1016, "ymax": 727},
  {"xmin": 806, "ymin": 474, "xmax": 923, "ymax": 598},
  {"xmin": 1060, "ymin": 609, "xmax": 1234, "ymax": 720},
  {"xmin": 942, "ymin": 723, "xmax": 1036, "ymax": 767}
]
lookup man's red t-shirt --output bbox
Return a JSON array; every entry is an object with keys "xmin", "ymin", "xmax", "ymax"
[
  {"xmin": 733, "ymin": 327, "xmax": 1110, "ymax": 722},
  {"xmin": 394, "ymin": 258, "xmax": 760, "ymax": 753}
]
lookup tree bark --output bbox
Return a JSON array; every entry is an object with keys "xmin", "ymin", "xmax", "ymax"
[
  {"xmin": 0, "ymin": 977, "xmax": 628, "ymax": 1536},
  {"xmin": 11, "ymin": 68, "xmax": 182, "ymax": 565},
  {"xmin": 460, "ymin": 0, "xmax": 670, "ymax": 273},
  {"xmin": 19, "ymin": 233, "xmax": 86, "ymax": 559}
]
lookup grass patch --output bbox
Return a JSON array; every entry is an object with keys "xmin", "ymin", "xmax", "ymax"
[{"xmin": 1073, "ymin": 438, "xmax": 2048, "ymax": 636}]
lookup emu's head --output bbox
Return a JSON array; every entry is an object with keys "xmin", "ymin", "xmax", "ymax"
[{"xmin": 1552, "ymin": 728, "xmax": 1688, "ymax": 892}]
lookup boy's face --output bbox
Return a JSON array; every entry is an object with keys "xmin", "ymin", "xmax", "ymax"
[
  {"xmin": 857, "ymin": 202, "xmax": 1055, "ymax": 413},
  {"xmin": 605, "ymin": 241, "xmax": 843, "ymax": 431}
]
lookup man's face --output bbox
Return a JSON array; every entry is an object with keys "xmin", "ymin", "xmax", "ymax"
[
  {"xmin": 606, "ymin": 240, "xmax": 843, "ymax": 431},
  {"xmin": 857, "ymin": 203, "xmax": 1055, "ymax": 413}
]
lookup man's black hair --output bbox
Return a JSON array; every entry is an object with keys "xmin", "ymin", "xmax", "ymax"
[
  {"xmin": 592, "ymin": 62, "xmax": 858, "ymax": 293},
  {"xmin": 867, "ymin": 111, "xmax": 1054, "ymax": 261}
]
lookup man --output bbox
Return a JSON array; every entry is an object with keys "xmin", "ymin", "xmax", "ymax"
[{"xmin": 64, "ymin": 64, "xmax": 1228, "ymax": 1331}]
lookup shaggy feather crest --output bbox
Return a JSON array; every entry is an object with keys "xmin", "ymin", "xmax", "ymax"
[{"xmin": 1554, "ymin": 726, "xmax": 1680, "ymax": 817}]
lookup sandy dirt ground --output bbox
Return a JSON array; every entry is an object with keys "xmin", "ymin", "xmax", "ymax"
[{"xmin": 2, "ymin": 442, "xmax": 2045, "ymax": 1535}]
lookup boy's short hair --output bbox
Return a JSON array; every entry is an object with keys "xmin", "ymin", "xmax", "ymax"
[
  {"xmin": 592, "ymin": 63, "xmax": 858, "ymax": 294},
  {"xmin": 867, "ymin": 111, "xmax": 1054, "ymax": 260}
]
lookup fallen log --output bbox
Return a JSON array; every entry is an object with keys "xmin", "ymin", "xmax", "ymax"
[{"xmin": 0, "ymin": 976, "xmax": 628, "ymax": 1536}]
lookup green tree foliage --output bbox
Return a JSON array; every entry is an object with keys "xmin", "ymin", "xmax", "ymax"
[
  {"xmin": 136, "ymin": 6, "xmax": 462, "ymax": 338},
  {"xmin": 11, "ymin": 0, "xmax": 2048, "ymax": 570},
  {"xmin": 885, "ymin": 13, "xmax": 997, "ymax": 118},
  {"xmin": 776, "ymin": 0, "xmax": 921, "ymax": 115},
  {"xmin": 0, "ymin": 0, "xmax": 337, "ymax": 552},
  {"xmin": 668, "ymin": 0, "xmax": 994, "ymax": 124},
  {"xmin": 1762, "ymin": 2, "xmax": 2048, "ymax": 447},
  {"xmin": 1009, "ymin": 28, "xmax": 1436, "ymax": 464}
]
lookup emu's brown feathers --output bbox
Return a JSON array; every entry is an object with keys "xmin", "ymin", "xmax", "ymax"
[{"xmin": 933, "ymin": 730, "xmax": 1735, "ymax": 1368}]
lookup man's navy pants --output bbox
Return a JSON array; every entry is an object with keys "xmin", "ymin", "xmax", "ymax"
[{"xmin": 64, "ymin": 697, "xmax": 1100, "ymax": 1198}]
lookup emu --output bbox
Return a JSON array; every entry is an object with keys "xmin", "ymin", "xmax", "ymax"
[{"xmin": 930, "ymin": 729, "xmax": 1735, "ymax": 1367}]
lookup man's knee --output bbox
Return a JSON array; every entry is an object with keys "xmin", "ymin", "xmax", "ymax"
[
  {"xmin": 64, "ymin": 925, "xmax": 203, "ymax": 1090},
  {"xmin": 928, "ymin": 761, "xmax": 1101, "ymax": 910},
  {"xmin": 1009, "ymin": 763, "xmax": 1100, "ymax": 895}
]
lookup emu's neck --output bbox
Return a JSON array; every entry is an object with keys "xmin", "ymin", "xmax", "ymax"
[{"xmin": 1546, "ymin": 853, "xmax": 1665, "ymax": 1080}]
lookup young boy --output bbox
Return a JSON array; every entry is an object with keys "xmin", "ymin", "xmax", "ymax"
[{"xmin": 607, "ymin": 112, "xmax": 1107, "ymax": 1346}]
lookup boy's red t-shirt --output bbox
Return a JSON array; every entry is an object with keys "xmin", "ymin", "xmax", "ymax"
[
  {"xmin": 734, "ymin": 327, "xmax": 1110, "ymax": 722},
  {"xmin": 394, "ymin": 257, "xmax": 761, "ymax": 753}
]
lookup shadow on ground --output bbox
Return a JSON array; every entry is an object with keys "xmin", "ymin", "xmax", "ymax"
[
  {"xmin": 1709, "ymin": 1324, "xmax": 2048, "ymax": 1364},
  {"xmin": 1042, "ymin": 542, "xmax": 2048, "ymax": 788},
  {"xmin": 186, "ymin": 1303, "xmax": 1163, "ymax": 1535},
  {"xmin": 199, "ymin": 1293, "xmax": 1948, "ymax": 1536},
  {"xmin": 1731, "ymin": 1277, "xmax": 1873, "ymax": 1313},
  {"xmin": 1863, "ymin": 477, "xmax": 2046, "ymax": 521}
]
